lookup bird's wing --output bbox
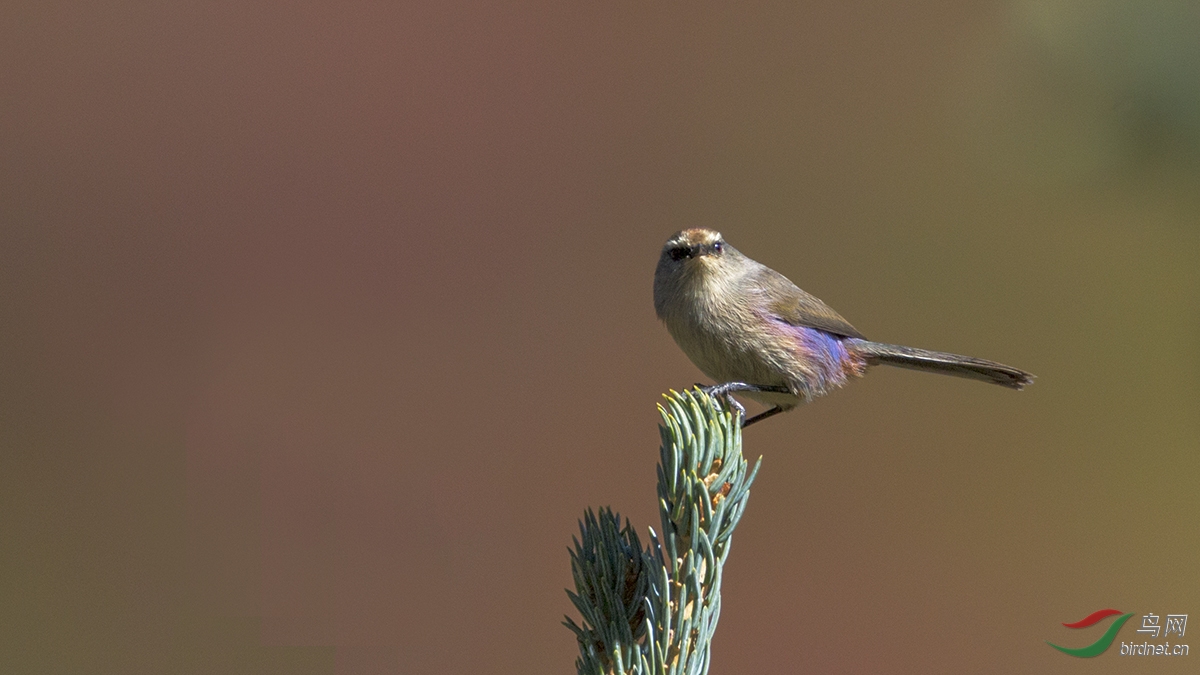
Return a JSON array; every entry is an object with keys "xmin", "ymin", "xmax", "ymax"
[{"xmin": 753, "ymin": 266, "xmax": 866, "ymax": 339}]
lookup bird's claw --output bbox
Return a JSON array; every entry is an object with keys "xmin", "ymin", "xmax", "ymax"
[
  {"xmin": 698, "ymin": 382, "xmax": 748, "ymax": 422},
  {"xmin": 697, "ymin": 382, "xmax": 794, "ymax": 427}
]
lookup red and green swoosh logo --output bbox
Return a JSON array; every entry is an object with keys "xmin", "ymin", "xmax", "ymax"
[{"xmin": 1046, "ymin": 609, "xmax": 1135, "ymax": 657}]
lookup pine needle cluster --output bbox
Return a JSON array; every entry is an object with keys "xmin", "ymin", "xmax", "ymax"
[{"xmin": 565, "ymin": 389, "xmax": 761, "ymax": 675}]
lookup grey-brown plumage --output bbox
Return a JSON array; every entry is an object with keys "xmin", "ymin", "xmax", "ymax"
[{"xmin": 653, "ymin": 228, "xmax": 1034, "ymax": 425}]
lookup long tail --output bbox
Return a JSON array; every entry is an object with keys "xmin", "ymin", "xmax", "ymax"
[{"xmin": 846, "ymin": 339, "xmax": 1034, "ymax": 390}]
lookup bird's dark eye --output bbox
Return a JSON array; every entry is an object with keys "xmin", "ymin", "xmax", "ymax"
[
  {"xmin": 669, "ymin": 246, "xmax": 689, "ymax": 261},
  {"xmin": 712, "ymin": 241, "xmax": 723, "ymax": 254}
]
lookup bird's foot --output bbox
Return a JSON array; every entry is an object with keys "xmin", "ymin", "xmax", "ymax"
[
  {"xmin": 697, "ymin": 382, "xmax": 746, "ymax": 420},
  {"xmin": 697, "ymin": 382, "xmax": 790, "ymax": 427}
]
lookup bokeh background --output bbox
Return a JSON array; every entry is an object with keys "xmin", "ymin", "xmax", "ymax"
[{"xmin": 3, "ymin": 1, "xmax": 1198, "ymax": 673}]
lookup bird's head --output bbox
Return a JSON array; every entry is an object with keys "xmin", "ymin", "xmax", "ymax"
[
  {"xmin": 657, "ymin": 228, "xmax": 735, "ymax": 273},
  {"xmin": 654, "ymin": 229, "xmax": 750, "ymax": 318}
]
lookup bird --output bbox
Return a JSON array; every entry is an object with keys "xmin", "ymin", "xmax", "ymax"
[{"xmin": 653, "ymin": 228, "xmax": 1034, "ymax": 426}]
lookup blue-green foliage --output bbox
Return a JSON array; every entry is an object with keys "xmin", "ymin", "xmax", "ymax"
[{"xmin": 565, "ymin": 389, "xmax": 761, "ymax": 675}]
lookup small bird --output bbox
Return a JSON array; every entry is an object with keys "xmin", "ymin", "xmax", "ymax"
[{"xmin": 654, "ymin": 228, "xmax": 1034, "ymax": 426}]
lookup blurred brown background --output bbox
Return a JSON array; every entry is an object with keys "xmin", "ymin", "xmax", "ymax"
[{"xmin": 2, "ymin": 1, "xmax": 1197, "ymax": 673}]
